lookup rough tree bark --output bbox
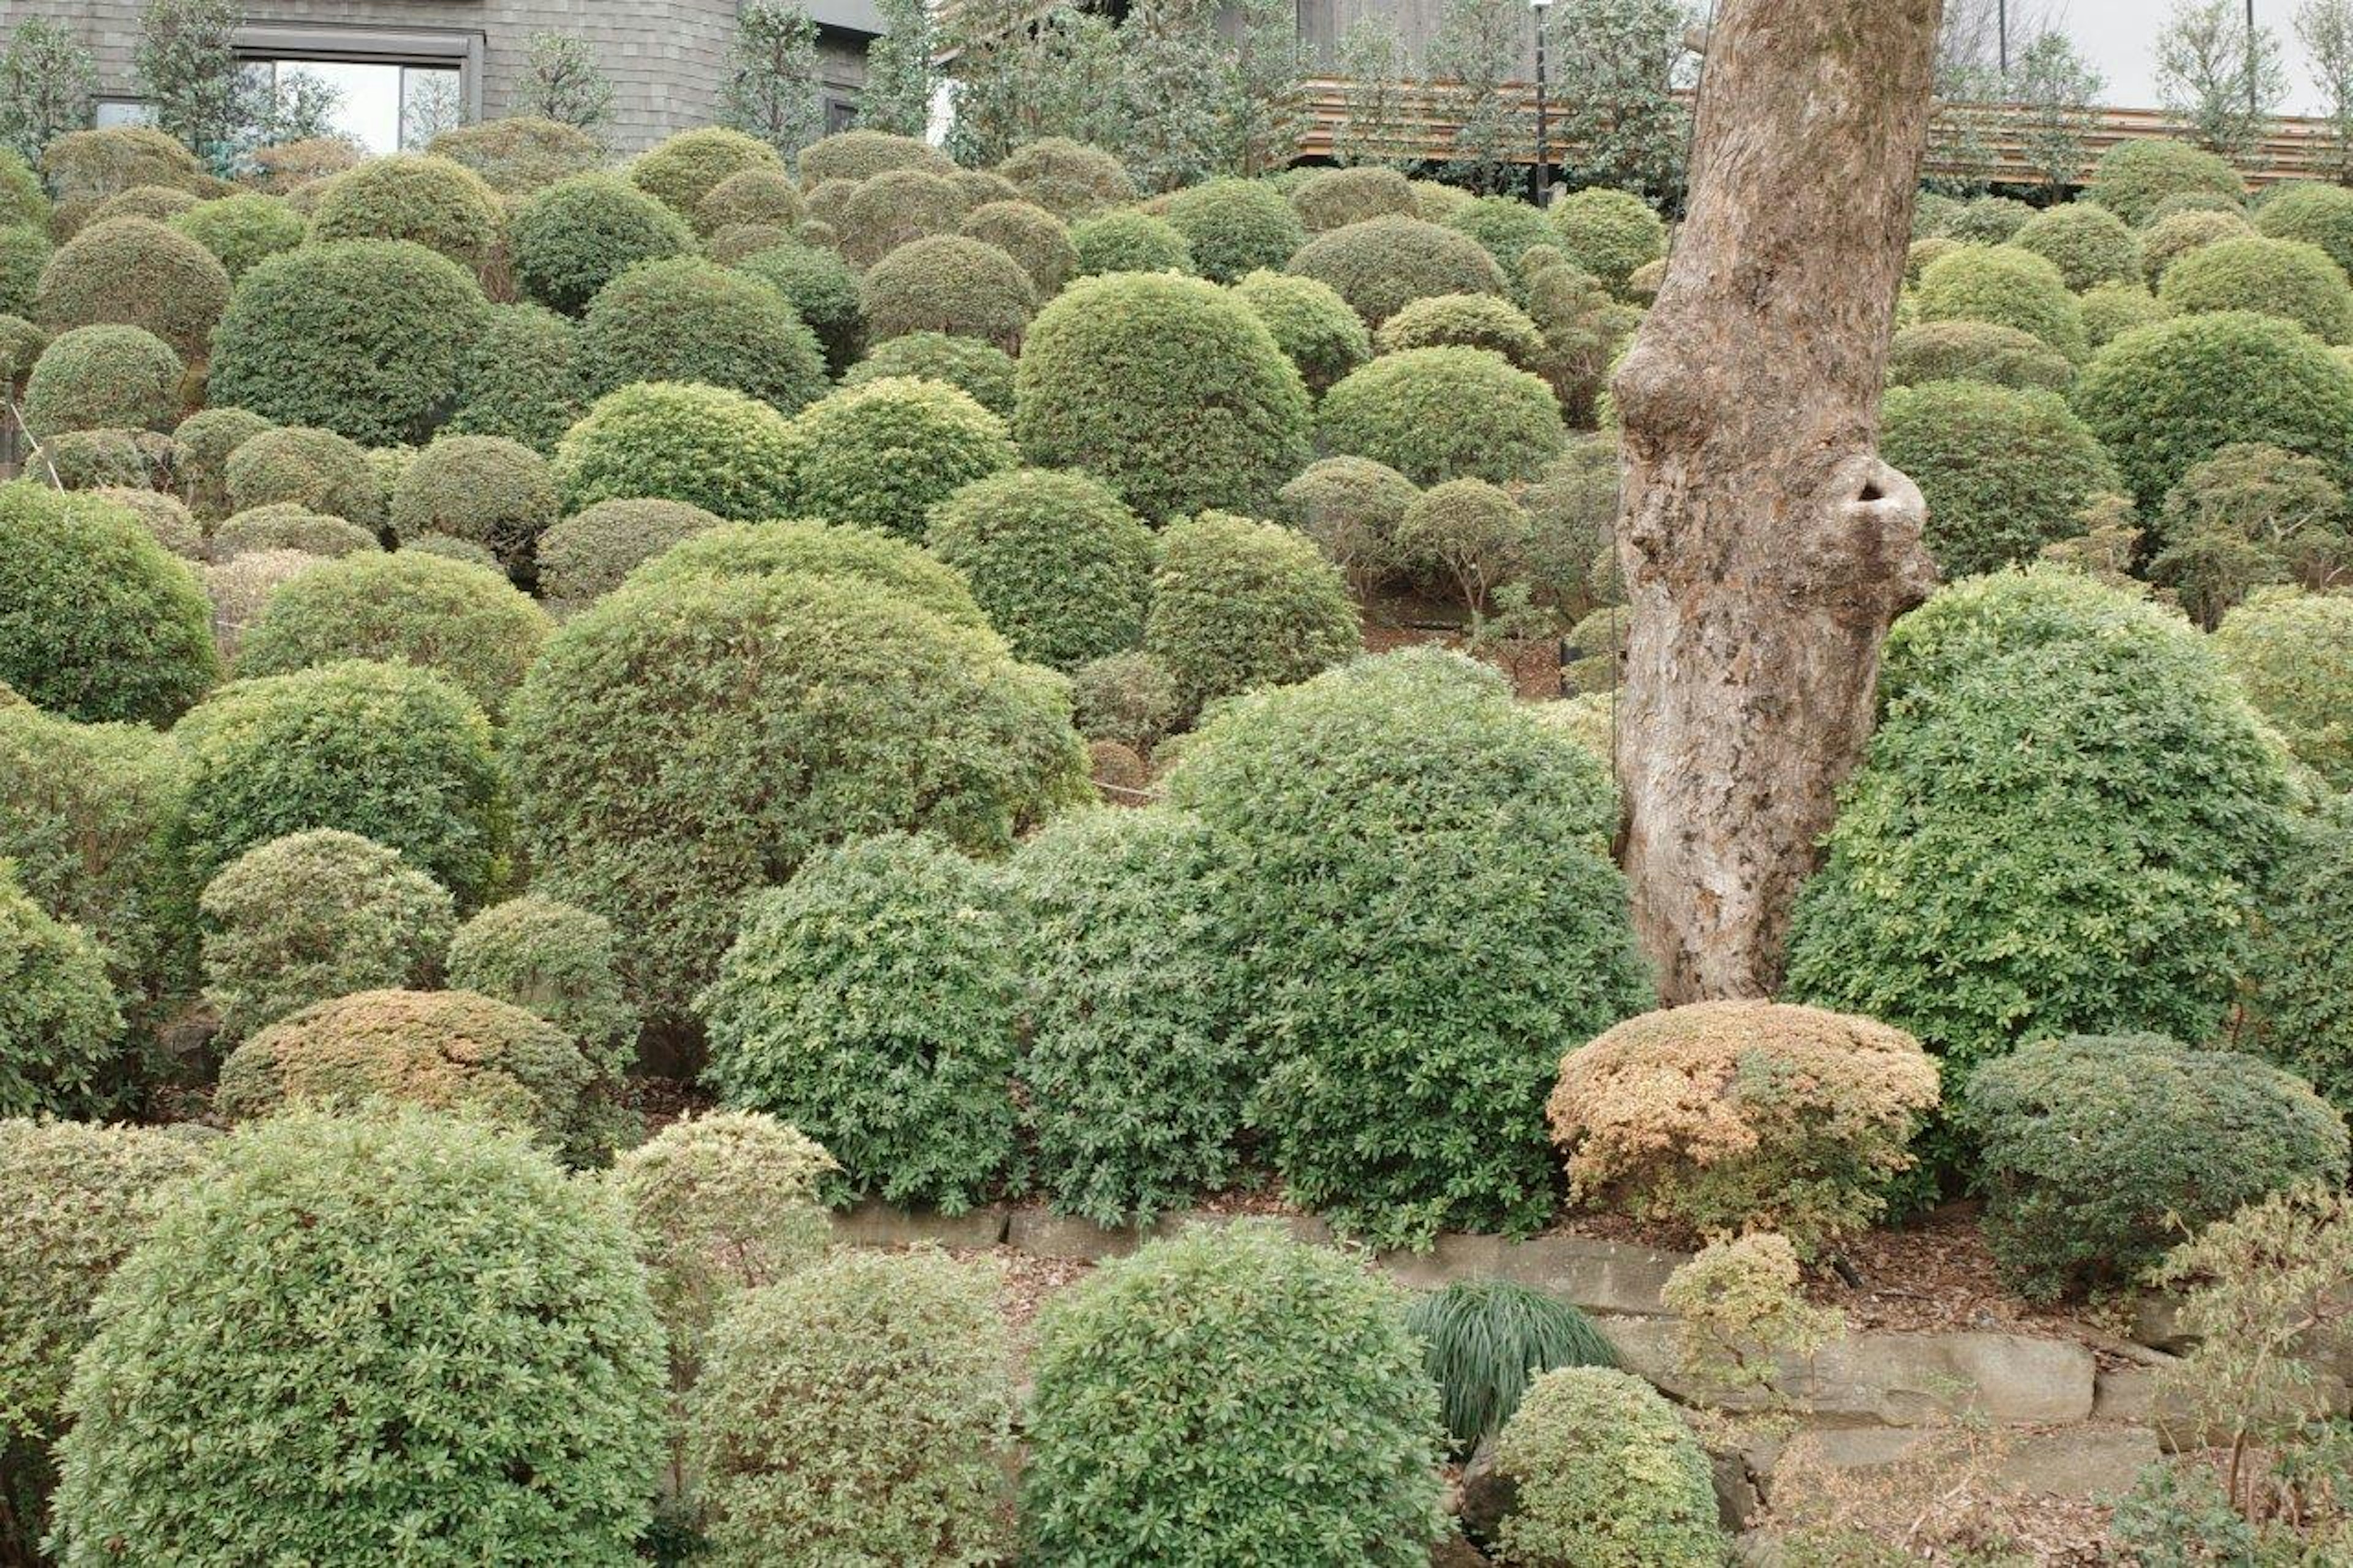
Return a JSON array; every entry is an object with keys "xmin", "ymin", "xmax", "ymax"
[{"xmin": 1611, "ymin": 0, "xmax": 1944, "ymax": 1002}]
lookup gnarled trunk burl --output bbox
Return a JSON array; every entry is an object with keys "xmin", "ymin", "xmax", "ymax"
[{"xmin": 1612, "ymin": 0, "xmax": 1942, "ymax": 1002}]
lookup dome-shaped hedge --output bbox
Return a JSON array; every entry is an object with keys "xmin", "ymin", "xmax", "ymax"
[
  {"xmin": 2077, "ymin": 281, "xmax": 2173, "ymax": 349},
  {"xmin": 2085, "ymin": 139, "xmax": 2245, "ymax": 225},
  {"xmin": 510, "ymin": 173, "xmax": 697, "ymax": 315},
  {"xmin": 630, "ymin": 127, "xmax": 783, "ymax": 218},
  {"xmin": 508, "ymin": 572, "xmax": 1086, "ymax": 1020},
  {"xmin": 2211, "ymin": 588, "xmax": 2353, "ymax": 789},
  {"xmin": 2140, "ymin": 205, "xmax": 2254, "ymax": 286},
  {"xmin": 173, "ymin": 405, "xmax": 272, "ymax": 519},
  {"xmin": 1319, "ymin": 346, "xmax": 1565, "ymax": 486},
  {"xmin": 2246, "ymin": 803, "xmax": 2353, "ymax": 1119},
  {"xmin": 34, "ymin": 217, "xmax": 229, "ymax": 363},
  {"xmin": 208, "ymin": 239, "xmax": 488, "ymax": 446},
  {"xmin": 1491, "ymin": 1368, "xmax": 1726, "ymax": 1568},
  {"xmin": 50, "ymin": 1111, "xmax": 664, "ymax": 1562},
  {"xmin": 172, "ymin": 659, "xmax": 502, "ymax": 904},
  {"xmin": 212, "ymin": 505, "xmax": 376, "ymax": 560},
  {"xmin": 926, "ymin": 467, "xmax": 1155, "ymax": 668},
  {"xmin": 841, "ymin": 330, "xmax": 1017, "ymax": 415},
  {"xmin": 1885, "ymin": 320, "xmax": 2075, "ymax": 392},
  {"xmin": 308, "ymin": 154, "xmax": 504, "ymax": 270},
  {"xmin": 1227, "ymin": 268, "xmax": 1370, "ymax": 395},
  {"xmin": 1914, "ymin": 244, "xmax": 2088, "ymax": 360},
  {"xmin": 1785, "ymin": 568, "xmax": 2298, "ymax": 1083},
  {"xmin": 837, "ymin": 167, "xmax": 970, "ymax": 268},
  {"xmin": 2157, "ymin": 234, "xmax": 2353, "ymax": 343},
  {"xmin": 1069, "ymin": 208, "xmax": 1196, "ymax": 276},
  {"xmin": 0, "ymin": 869, "xmax": 123, "ymax": 1121},
  {"xmin": 623, "ymin": 518, "xmax": 991, "ymax": 632},
  {"xmin": 1375, "ymin": 291, "xmax": 1547, "ymax": 371},
  {"xmin": 1878, "ymin": 380, "xmax": 2122, "ymax": 575},
  {"xmin": 21, "ymin": 324, "xmax": 181, "ymax": 439},
  {"xmin": 2071, "ymin": 309, "xmax": 2353, "ymax": 506},
  {"xmin": 1165, "ymin": 177, "xmax": 1306, "ymax": 282},
  {"xmin": 388, "ymin": 434, "xmax": 559, "ymax": 577},
  {"xmin": 233, "ymin": 550, "xmax": 550, "ymax": 719},
  {"xmin": 858, "ymin": 233, "xmax": 1037, "ymax": 349},
  {"xmin": 2011, "ymin": 201, "xmax": 2143, "ymax": 291},
  {"xmin": 959, "ymin": 199, "xmax": 1077, "ymax": 295},
  {"xmin": 535, "ymin": 498, "xmax": 723, "ymax": 607},
  {"xmin": 1547, "ymin": 187, "xmax": 1669, "ymax": 290},
  {"xmin": 447, "ymin": 894, "xmax": 640, "ymax": 1075},
  {"xmin": 694, "ymin": 166, "xmax": 802, "ymax": 235},
  {"xmin": 223, "ymin": 423, "xmax": 383, "ymax": 526},
  {"xmin": 0, "ymin": 483, "xmax": 216, "ymax": 725},
  {"xmin": 1143, "ymin": 510, "xmax": 1357, "ymax": 716},
  {"xmin": 1021, "ymin": 1222, "xmax": 1445, "ymax": 1562},
  {"xmin": 1286, "ymin": 214, "xmax": 1510, "ymax": 327},
  {"xmin": 998, "ymin": 137, "xmax": 1136, "ymax": 219},
  {"xmin": 1444, "ymin": 194, "xmax": 1558, "ymax": 275},
  {"xmin": 427, "ymin": 115, "xmax": 605, "ymax": 194},
  {"xmin": 799, "ymin": 127, "xmax": 952, "ymax": 184},
  {"xmin": 1278, "ymin": 453, "xmax": 1419, "ymax": 585},
  {"xmin": 732, "ymin": 239, "xmax": 865, "ymax": 373},
  {"xmin": 579, "ymin": 256, "xmax": 830, "ymax": 414},
  {"xmin": 169, "ymin": 192, "xmax": 306, "ymax": 281},
  {"xmin": 445, "ymin": 302, "xmax": 588, "ymax": 454},
  {"xmin": 551, "ymin": 381, "xmax": 800, "ymax": 521},
  {"xmin": 781, "ymin": 376, "xmax": 1017, "ymax": 537},
  {"xmin": 0, "ymin": 232, "xmax": 48, "ymax": 320},
  {"xmin": 1013, "ymin": 270, "xmax": 1310, "ymax": 521},
  {"xmin": 1289, "ymin": 165, "xmax": 1416, "ymax": 232},
  {"xmin": 2252, "ymin": 179, "xmax": 2353, "ymax": 275}
]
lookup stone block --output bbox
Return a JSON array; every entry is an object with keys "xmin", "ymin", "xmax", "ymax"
[
  {"xmin": 830, "ymin": 1199, "xmax": 1009, "ymax": 1249},
  {"xmin": 1377, "ymin": 1232, "xmax": 1690, "ymax": 1317}
]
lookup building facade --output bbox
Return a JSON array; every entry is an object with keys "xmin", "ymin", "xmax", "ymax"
[{"xmin": 4, "ymin": 0, "xmax": 884, "ymax": 155}]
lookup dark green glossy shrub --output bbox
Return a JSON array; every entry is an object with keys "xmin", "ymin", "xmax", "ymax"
[
  {"xmin": 782, "ymin": 376, "xmax": 1017, "ymax": 537},
  {"xmin": 733, "ymin": 239, "xmax": 865, "ymax": 374},
  {"xmin": 445, "ymin": 303, "xmax": 588, "ymax": 454},
  {"xmin": 510, "ymin": 173, "xmax": 696, "ymax": 316},
  {"xmin": 926, "ymin": 467, "xmax": 1154, "ymax": 669},
  {"xmin": 551, "ymin": 382, "xmax": 800, "ymax": 521},
  {"xmin": 1879, "ymin": 380, "xmax": 2121, "ymax": 575}
]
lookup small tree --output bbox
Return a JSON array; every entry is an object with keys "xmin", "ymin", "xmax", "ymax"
[
  {"xmin": 2298, "ymin": 0, "xmax": 2353, "ymax": 184},
  {"xmin": 2010, "ymin": 29, "xmax": 2104, "ymax": 190},
  {"xmin": 861, "ymin": 0, "xmax": 940, "ymax": 138},
  {"xmin": 135, "ymin": 0, "xmax": 254, "ymax": 170},
  {"xmin": 1426, "ymin": 0, "xmax": 1532, "ymax": 195},
  {"xmin": 944, "ymin": 1, "xmax": 1122, "ymax": 165},
  {"xmin": 1213, "ymin": 0, "xmax": 1310, "ymax": 178},
  {"xmin": 517, "ymin": 33, "xmax": 615, "ymax": 133},
  {"xmin": 1119, "ymin": 0, "xmax": 1225, "ymax": 192},
  {"xmin": 1548, "ymin": 0, "xmax": 1693, "ymax": 200},
  {"xmin": 399, "ymin": 72, "xmax": 463, "ymax": 151},
  {"xmin": 2158, "ymin": 0, "xmax": 2289, "ymax": 163},
  {"xmin": 265, "ymin": 69, "xmax": 343, "ymax": 146},
  {"xmin": 1332, "ymin": 16, "xmax": 1419, "ymax": 170},
  {"xmin": 0, "ymin": 18, "xmax": 97, "ymax": 164},
  {"xmin": 723, "ymin": 0, "xmax": 825, "ymax": 161}
]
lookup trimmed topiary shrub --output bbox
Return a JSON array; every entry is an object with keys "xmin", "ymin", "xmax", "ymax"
[
  {"xmin": 551, "ymin": 381, "xmax": 800, "ymax": 521},
  {"xmin": 692, "ymin": 167, "xmax": 803, "ymax": 237},
  {"xmin": 1014, "ymin": 270, "xmax": 1309, "ymax": 521},
  {"xmin": 34, "ymin": 218, "xmax": 227, "ymax": 365},
  {"xmin": 445, "ymin": 302, "xmax": 588, "ymax": 453},
  {"xmin": 197, "ymin": 828, "xmax": 455, "ymax": 1043},
  {"xmin": 1068, "ymin": 207, "xmax": 1195, "ymax": 276},
  {"xmin": 307, "ymin": 154, "xmax": 503, "ymax": 270},
  {"xmin": 1966, "ymin": 1034, "xmax": 2349, "ymax": 1300},
  {"xmin": 1786, "ymin": 568, "xmax": 2297, "ymax": 1086},
  {"xmin": 1376, "ymin": 291, "xmax": 1547, "ymax": 371},
  {"xmin": 172, "ymin": 659, "xmax": 502, "ymax": 905},
  {"xmin": 509, "ymin": 572, "xmax": 1086, "ymax": 1019},
  {"xmin": 2253, "ymin": 179, "xmax": 2353, "ymax": 276},
  {"xmin": 224, "ymin": 423, "xmax": 382, "ymax": 528},
  {"xmin": 1024, "ymin": 1221, "xmax": 1446, "ymax": 1562},
  {"xmin": 2159, "ymin": 234, "xmax": 2353, "ymax": 343},
  {"xmin": 1879, "ymin": 379, "xmax": 2122, "ymax": 575},
  {"xmin": 0, "ymin": 483, "xmax": 215, "ymax": 725},
  {"xmin": 37, "ymin": 127, "xmax": 202, "ymax": 212},
  {"xmin": 2077, "ymin": 280, "xmax": 2173, "ymax": 349},
  {"xmin": 1407, "ymin": 1279, "xmax": 1618, "ymax": 1458},
  {"xmin": 1394, "ymin": 477, "xmax": 1531, "ymax": 615},
  {"xmin": 1548, "ymin": 1000, "xmax": 1941, "ymax": 1252},
  {"xmin": 842, "ymin": 330, "xmax": 1016, "ymax": 415},
  {"xmin": 511, "ymin": 173, "xmax": 695, "ymax": 316},
  {"xmin": 1287, "ymin": 214, "xmax": 1510, "ymax": 328},
  {"xmin": 1069, "ymin": 650, "xmax": 1182, "ymax": 751},
  {"xmin": 2245, "ymin": 801, "xmax": 2353, "ymax": 1119},
  {"xmin": 1444, "ymin": 194, "xmax": 1558, "ymax": 276},
  {"xmin": 232, "ymin": 550, "xmax": 550, "ymax": 719},
  {"xmin": 207, "ymin": 240, "xmax": 488, "ymax": 446},
  {"xmin": 2071, "ymin": 309, "xmax": 2353, "ymax": 507},
  {"xmin": 212, "ymin": 504, "xmax": 376, "ymax": 560},
  {"xmin": 449, "ymin": 895, "xmax": 640, "ymax": 1076},
  {"xmin": 998, "ymin": 137, "xmax": 1135, "ymax": 219},
  {"xmin": 535, "ymin": 498, "xmax": 722, "ymax": 607},
  {"xmin": 1145, "ymin": 510, "xmax": 1358, "ymax": 717},
  {"xmin": 1947, "ymin": 194, "xmax": 2035, "ymax": 244},
  {"xmin": 1491, "ymin": 1366, "xmax": 1727, "ymax": 1568},
  {"xmin": 0, "ymin": 868, "xmax": 123, "ymax": 1121},
  {"xmin": 50, "ymin": 1110, "xmax": 664, "ymax": 1561},
  {"xmin": 2086, "ymin": 138, "xmax": 2246, "ymax": 226},
  {"xmin": 1165, "ymin": 177, "xmax": 1306, "ymax": 282},
  {"xmin": 2213, "ymin": 588, "xmax": 2353, "ymax": 789},
  {"xmin": 1885, "ymin": 320, "xmax": 2075, "ymax": 392},
  {"xmin": 1278, "ymin": 453, "xmax": 1419, "ymax": 589},
  {"xmin": 858, "ymin": 233, "xmax": 1037, "ymax": 350},
  {"xmin": 1547, "ymin": 187, "xmax": 1669, "ymax": 292},
  {"xmin": 202, "ymin": 548, "xmax": 323, "ymax": 657},
  {"xmin": 838, "ymin": 168, "xmax": 971, "ymax": 268},
  {"xmin": 1290, "ymin": 165, "xmax": 1417, "ymax": 232},
  {"xmin": 172, "ymin": 406, "xmax": 271, "ymax": 519},
  {"xmin": 388, "ymin": 434, "xmax": 560, "ymax": 580},
  {"xmin": 1320, "ymin": 346, "xmax": 1566, "ymax": 486},
  {"xmin": 623, "ymin": 518, "xmax": 990, "ymax": 630},
  {"xmin": 1914, "ymin": 243, "xmax": 2088, "ymax": 360},
  {"xmin": 781, "ymin": 376, "xmax": 1017, "ymax": 537},
  {"xmin": 0, "ymin": 230, "xmax": 48, "ymax": 320},
  {"xmin": 428, "ymin": 115, "xmax": 605, "ymax": 195},
  {"xmin": 21, "ymin": 325, "xmax": 180, "ymax": 438},
  {"xmin": 631, "ymin": 127, "xmax": 782, "ymax": 218},
  {"xmin": 169, "ymin": 193, "xmax": 305, "ymax": 281},
  {"xmin": 690, "ymin": 1248, "xmax": 1012, "ymax": 1566},
  {"xmin": 732, "ymin": 239, "xmax": 864, "ymax": 373},
  {"xmin": 2012, "ymin": 200, "xmax": 2143, "ymax": 291},
  {"xmin": 959, "ymin": 199, "xmax": 1077, "ymax": 295},
  {"xmin": 1227, "ymin": 268, "xmax": 1371, "ymax": 395},
  {"xmin": 2141, "ymin": 205, "xmax": 2255, "ymax": 286},
  {"xmin": 800, "ymin": 127, "xmax": 951, "ymax": 184},
  {"xmin": 700, "ymin": 834, "xmax": 1022, "ymax": 1212},
  {"xmin": 579, "ymin": 256, "xmax": 828, "ymax": 414},
  {"xmin": 1165, "ymin": 652, "xmax": 1649, "ymax": 1246},
  {"xmin": 926, "ymin": 467, "xmax": 1154, "ymax": 669}
]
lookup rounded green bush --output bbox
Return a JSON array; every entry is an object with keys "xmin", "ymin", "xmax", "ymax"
[
  {"xmin": 2071, "ymin": 309, "xmax": 2353, "ymax": 507},
  {"xmin": 29, "ymin": 428, "xmax": 177, "ymax": 492},
  {"xmin": 1885, "ymin": 320, "xmax": 2075, "ymax": 392},
  {"xmin": 693, "ymin": 166, "xmax": 802, "ymax": 236},
  {"xmin": 88, "ymin": 186, "xmax": 198, "ymax": 226},
  {"xmin": 1491, "ymin": 1366, "xmax": 1726, "ymax": 1568},
  {"xmin": 842, "ymin": 330, "xmax": 1016, "ymax": 415},
  {"xmin": 0, "ymin": 229, "xmax": 50, "ymax": 319},
  {"xmin": 233, "ymin": 550, "xmax": 550, "ymax": 719},
  {"xmin": 1145, "ymin": 510, "xmax": 1358, "ymax": 717},
  {"xmin": 2011, "ymin": 201, "xmax": 2143, "ymax": 291},
  {"xmin": 579, "ymin": 256, "xmax": 829, "ymax": 414},
  {"xmin": 0, "ymin": 869, "xmax": 123, "ymax": 1121},
  {"xmin": 511, "ymin": 173, "xmax": 696, "ymax": 315},
  {"xmin": 631, "ymin": 127, "xmax": 783, "ymax": 218},
  {"xmin": 173, "ymin": 405, "xmax": 271, "ymax": 519},
  {"xmin": 1227, "ymin": 268, "xmax": 1370, "ymax": 395},
  {"xmin": 1946, "ymin": 194, "xmax": 2035, "ymax": 244},
  {"xmin": 2252, "ymin": 179, "xmax": 2353, "ymax": 276},
  {"xmin": 1786, "ymin": 567, "xmax": 2297, "ymax": 1084},
  {"xmin": 1165, "ymin": 177, "xmax": 1306, "ymax": 282},
  {"xmin": 0, "ymin": 147, "xmax": 47, "ymax": 228},
  {"xmin": 21, "ymin": 324, "xmax": 180, "ymax": 439},
  {"xmin": 1287, "ymin": 214, "xmax": 1510, "ymax": 328},
  {"xmin": 1007, "ymin": 808, "xmax": 1248, "ymax": 1222},
  {"xmin": 1376, "ymin": 291, "xmax": 1547, "ymax": 371},
  {"xmin": 2139, "ymin": 205, "xmax": 2253, "ymax": 286},
  {"xmin": 799, "ymin": 127, "xmax": 950, "ymax": 184},
  {"xmin": 552, "ymin": 381, "xmax": 800, "ymax": 521},
  {"xmin": 1069, "ymin": 650, "xmax": 1181, "ymax": 750},
  {"xmin": 858, "ymin": 233, "xmax": 1037, "ymax": 350},
  {"xmin": 208, "ymin": 239, "xmax": 488, "ymax": 446},
  {"xmin": 197, "ymin": 828, "xmax": 456, "ymax": 1043},
  {"xmin": 212, "ymin": 505, "xmax": 376, "ymax": 560},
  {"xmin": 732, "ymin": 239, "xmax": 865, "ymax": 373},
  {"xmin": 998, "ymin": 137, "xmax": 1136, "ymax": 219},
  {"xmin": 2158, "ymin": 234, "xmax": 2353, "ymax": 343},
  {"xmin": 387, "ymin": 433, "xmax": 560, "ymax": 580},
  {"xmin": 1914, "ymin": 244, "xmax": 2087, "ymax": 360},
  {"xmin": 92, "ymin": 486, "xmax": 199, "ymax": 557},
  {"xmin": 1164, "ymin": 651, "xmax": 1648, "ymax": 1245},
  {"xmin": 34, "ymin": 217, "xmax": 229, "ymax": 364},
  {"xmin": 169, "ymin": 192, "xmax": 306, "ymax": 281},
  {"xmin": 224, "ymin": 423, "xmax": 382, "ymax": 527},
  {"xmin": 1546, "ymin": 187, "xmax": 1668, "ymax": 291},
  {"xmin": 926, "ymin": 467, "xmax": 1154, "ymax": 668},
  {"xmin": 2077, "ymin": 280, "xmax": 2173, "ymax": 349},
  {"xmin": 1879, "ymin": 380, "xmax": 2121, "ymax": 575},
  {"xmin": 782, "ymin": 376, "xmax": 1017, "ymax": 537},
  {"xmin": 1444, "ymin": 194, "xmax": 1558, "ymax": 275},
  {"xmin": 50, "ymin": 1110, "xmax": 664, "ymax": 1562},
  {"xmin": 39, "ymin": 126, "xmax": 202, "ymax": 210},
  {"xmin": 0, "ymin": 483, "xmax": 216, "ymax": 724},
  {"xmin": 536, "ymin": 498, "xmax": 722, "ymax": 607},
  {"xmin": 508, "ymin": 572, "xmax": 1086, "ymax": 1019},
  {"xmin": 1278, "ymin": 453, "xmax": 1420, "ymax": 587},
  {"xmin": 838, "ymin": 167, "xmax": 971, "ymax": 268},
  {"xmin": 959, "ymin": 198, "xmax": 1077, "ymax": 295},
  {"xmin": 1023, "ymin": 1221, "xmax": 1446, "ymax": 1562},
  {"xmin": 621, "ymin": 518, "xmax": 991, "ymax": 632},
  {"xmin": 448, "ymin": 895, "xmax": 640, "ymax": 1077},
  {"xmin": 700, "ymin": 834, "xmax": 1022, "ymax": 1211},
  {"xmin": 690, "ymin": 1248, "xmax": 1012, "ymax": 1567},
  {"xmin": 1319, "ymin": 346, "xmax": 1565, "ymax": 486},
  {"xmin": 1014, "ymin": 270, "xmax": 1310, "ymax": 521},
  {"xmin": 1069, "ymin": 208, "xmax": 1195, "ymax": 276},
  {"xmin": 2211, "ymin": 588, "xmax": 2353, "ymax": 789},
  {"xmin": 172, "ymin": 659, "xmax": 502, "ymax": 905},
  {"xmin": 1966, "ymin": 1034, "xmax": 2348, "ymax": 1300},
  {"xmin": 446, "ymin": 302, "xmax": 588, "ymax": 453},
  {"xmin": 427, "ymin": 115, "xmax": 605, "ymax": 195},
  {"xmin": 305, "ymin": 154, "xmax": 504, "ymax": 270},
  {"xmin": 2086, "ymin": 139, "xmax": 2245, "ymax": 226},
  {"xmin": 2246, "ymin": 801, "xmax": 2353, "ymax": 1119},
  {"xmin": 1289, "ymin": 165, "xmax": 1416, "ymax": 232}
]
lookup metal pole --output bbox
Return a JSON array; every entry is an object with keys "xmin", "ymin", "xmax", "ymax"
[
  {"xmin": 1533, "ymin": 6, "xmax": 1550, "ymax": 205},
  {"xmin": 1999, "ymin": 0, "xmax": 2008, "ymax": 77},
  {"xmin": 2250, "ymin": 0, "xmax": 2260, "ymax": 116}
]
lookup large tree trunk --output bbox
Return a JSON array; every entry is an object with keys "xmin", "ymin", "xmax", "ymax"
[{"xmin": 1611, "ymin": 0, "xmax": 1944, "ymax": 1003}]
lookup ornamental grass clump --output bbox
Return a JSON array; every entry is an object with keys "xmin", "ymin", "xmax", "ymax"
[{"xmin": 1406, "ymin": 1279, "xmax": 1619, "ymax": 1458}]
